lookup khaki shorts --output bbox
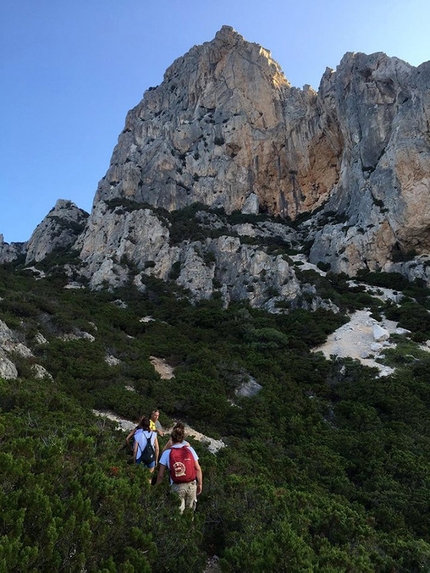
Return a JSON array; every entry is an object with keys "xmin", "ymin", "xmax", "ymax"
[{"xmin": 171, "ymin": 480, "xmax": 197, "ymax": 513}]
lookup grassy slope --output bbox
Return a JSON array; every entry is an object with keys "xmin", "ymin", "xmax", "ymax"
[{"xmin": 1, "ymin": 264, "xmax": 430, "ymax": 571}]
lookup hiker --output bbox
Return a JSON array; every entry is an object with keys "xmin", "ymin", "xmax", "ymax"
[
  {"xmin": 134, "ymin": 417, "xmax": 159, "ymax": 478},
  {"xmin": 127, "ymin": 409, "xmax": 162, "ymax": 451},
  {"xmin": 149, "ymin": 409, "xmax": 164, "ymax": 436},
  {"xmin": 125, "ymin": 415, "xmax": 144, "ymax": 454},
  {"xmin": 161, "ymin": 421, "xmax": 189, "ymax": 453},
  {"xmin": 156, "ymin": 424, "xmax": 202, "ymax": 513}
]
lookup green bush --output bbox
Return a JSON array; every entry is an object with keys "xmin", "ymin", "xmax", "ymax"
[{"xmin": 1, "ymin": 264, "xmax": 430, "ymax": 570}]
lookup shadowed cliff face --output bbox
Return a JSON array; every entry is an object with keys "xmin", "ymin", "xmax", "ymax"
[{"xmin": 309, "ymin": 53, "xmax": 430, "ymax": 273}]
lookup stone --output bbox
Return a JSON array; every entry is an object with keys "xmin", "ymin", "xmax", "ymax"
[
  {"xmin": 241, "ymin": 193, "xmax": 259, "ymax": 214},
  {"xmin": 235, "ymin": 376, "xmax": 262, "ymax": 397},
  {"xmin": 0, "ymin": 352, "xmax": 18, "ymax": 379},
  {"xmin": 92, "ymin": 26, "xmax": 340, "ymax": 220},
  {"xmin": 373, "ymin": 324, "xmax": 390, "ymax": 342},
  {"xmin": 25, "ymin": 200, "xmax": 88, "ymax": 264},
  {"xmin": 32, "ymin": 364, "xmax": 53, "ymax": 380},
  {"xmin": 35, "ymin": 332, "xmax": 49, "ymax": 345},
  {"xmin": 0, "ymin": 234, "xmax": 26, "ymax": 264},
  {"xmin": 4, "ymin": 26, "xmax": 430, "ymax": 301},
  {"xmin": 105, "ymin": 355, "xmax": 121, "ymax": 366},
  {"xmin": 0, "ymin": 320, "xmax": 25, "ymax": 379}
]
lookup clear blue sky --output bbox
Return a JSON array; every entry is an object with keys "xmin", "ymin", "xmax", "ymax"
[{"xmin": 1, "ymin": 0, "xmax": 429, "ymax": 243}]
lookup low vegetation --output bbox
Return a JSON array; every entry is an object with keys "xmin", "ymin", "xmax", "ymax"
[{"xmin": 1, "ymin": 263, "xmax": 430, "ymax": 571}]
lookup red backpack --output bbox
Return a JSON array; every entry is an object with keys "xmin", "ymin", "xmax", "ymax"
[{"xmin": 169, "ymin": 445, "xmax": 197, "ymax": 483}]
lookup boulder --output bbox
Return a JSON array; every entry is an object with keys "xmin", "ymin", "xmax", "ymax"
[{"xmin": 373, "ymin": 324, "xmax": 390, "ymax": 342}]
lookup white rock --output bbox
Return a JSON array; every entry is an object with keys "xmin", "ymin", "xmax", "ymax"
[
  {"xmin": 61, "ymin": 331, "xmax": 95, "ymax": 342},
  {"xmin": 0, "ymin": 352, "xmax": 18, "ymax": 379},
  {"xmin": 241, "ymin": 193, "xmax": 259, "ymax": 214},
  {"xmin": 235, "ymin": 376, "xmax": 262, "ymax": 397},
  {"xmin": 35, "ymin": 332, "xmax": 48, "ymax": 345},
  {"xmin": 373, "ymin": 324, "xmax": 390, "ymax": 342},
  {"xmin": 395, "ymin": 327, "xmax": 411, "ymax": 336},
  {"xmin": 32, "ymin": 364, "xmax": 53, "ymax": 380},
  {"xmin": 105, "ymin": 355, "xmax": 121, "ymax": 366}
]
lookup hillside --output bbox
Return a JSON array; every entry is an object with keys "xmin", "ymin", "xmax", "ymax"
[
  {"xmin": 1, "ymin": 262, "xmax": 430, "ymax": 571},
  {"xmin": 2, "ymin": 25, "xmax": 430, "ymax": 572}
]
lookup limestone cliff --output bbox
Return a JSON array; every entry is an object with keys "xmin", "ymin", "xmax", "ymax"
[
  {"xmin": 309, "ymin": 52, "xmax": 430, "ymax": 274},
  {"xmin": 25, "ymin": 200, "xmax": 88, "ymax": 264},
  {"xmin": 0, "ymin": 235, "xmax": 26, "ymax": 264},
  {"xmin": 92, "ymin": 25, "xmax": 341, "ymax": 218},
  {"xmin": 79, "ymin": 25, "xmax": 430, "ymax": 282},
  {"xmin": 2, "ymin": 26, "xmax": 430, "ymax": 304}
]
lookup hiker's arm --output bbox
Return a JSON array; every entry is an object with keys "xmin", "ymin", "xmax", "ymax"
[
  {"xmin": 161, "ymin": 438, "xmax": 173, "ymax": 454},
  {"xmin": 156, "ymin": 421, "xmax": 164, "ymax": 436},
  {"xmin": 154, "ymin": 436, "xmax": 160, "ymax": 464},
  {"xmin": 156, "ymin": 463, "xmax": 166, "ymax": 485},
  {"xmin": 125, "ymin": 428, "xmax": 135, "ymax": 450},
  {"xmin": 195, "ymin": 460, "xmax": 203, "ymax": 495},
  {"xmin": 133, "ymin": 440, "xmax": 138, "ymax": 463}
]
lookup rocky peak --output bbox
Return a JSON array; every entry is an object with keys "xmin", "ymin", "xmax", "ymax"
[
  {"xmin": 25, "ymin": 199, "xmax": 89, "ymax": 264},
  {"xmin": 0, "ymin": 234, "xmax": 26, "ymax": 264},
  {"xmin": 309, "ymin": 48, "xmax": 430, "ymax": 274},
  {"xmin": 92, "ymin": 25, "xmax": 336, "ymax": 219},
  {"xmin": 78, "ymin": 26, "xmax": 430, "ymax": 289},
  {"xmin": 2, "ymin": 27, "xmax": 430, "ymax": 297}
]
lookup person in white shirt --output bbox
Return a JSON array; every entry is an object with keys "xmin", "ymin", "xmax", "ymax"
[
  {"xmin": 133, "ymin": 417, "xmax": 159, "ymax": 479},
  {"xmin": 156, "ymin": 424, "xmax": 202, "ymax": 513}
]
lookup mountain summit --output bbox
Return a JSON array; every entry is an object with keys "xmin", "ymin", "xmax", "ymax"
[
  {"xmin": 92, "ymin": 24, "xmax": 338, "ymax": 218},
  {"xmin": 2, "ymin": 26, "xmax": 430, "ymax": 299}
]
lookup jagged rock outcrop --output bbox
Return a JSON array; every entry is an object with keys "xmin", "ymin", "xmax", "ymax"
[
  {"xmin": 0, "ymin": 319, "xmax": 33, "ymax": 379},
  {"xmin": 309, "ymin": 52, "xmax": 430, "ymax": 273},
  {"xmin": 75, "ymin": 25, "xmax": 430, "ymax": 289},
  {"xmin": 74, "ymin": 198, "xmax": 306, "ymax": 308},
  {"xmin": 25, "ymin": 199, "xmax": 88, "ymax": 264},
  {"xmin": 2, "ymin": 26, "xmax": 430, "ymax": 299},
  {"xmin": 74, "ymin": 25, "xmax": 340, "ymax": 301},
  {"xmin": 0, "ymin": 235, "xmax": 26, "ymax": 264},
  {"xmin": 93, "ymin": 25, "xmax": 341, "ymax": 218}
]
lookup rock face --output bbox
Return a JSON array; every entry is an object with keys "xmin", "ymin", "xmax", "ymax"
[
  {"xmin": 0, "ymin": 235, "xmax": 26, "ymax": 264},
  {"xmin": 309, "ymin": 52, "xmax": 430, "ymax": 274},
  {"xmin": 74, "ymin": 200, "xmax": 304, "ymax": 308},
  {"xmin": 93, "ymin": 25, "xmax": 341, "ymax": 218},
  {"xmin": 0, "ymin": 319, "xmax": 33, "ymax": 379},
  {"xmin": 77, "ymin": 26, "xmax": 430, "ymax": 285},
  {"xmin": 25, "ymin": 200, "xmax": 88, "ymax": 264},
  {"xmin": 2, "ymin": 26, "xmax": 430, "ymax": 301}
]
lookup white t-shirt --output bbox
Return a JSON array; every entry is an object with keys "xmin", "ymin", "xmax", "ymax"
[{"xmin": 134, "ymin": 429, "xmax": 156, "ymax": 458}]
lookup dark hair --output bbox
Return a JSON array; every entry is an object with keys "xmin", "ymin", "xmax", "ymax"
[
  {"xmin": 171, "ymin": 424, "xmax": 185, "ymax": 443},
  {"xmin": 138, "ymin": 417, "xmax": 151, "ymax": 431}
]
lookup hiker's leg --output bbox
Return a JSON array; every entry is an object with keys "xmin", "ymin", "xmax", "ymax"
[
  {"xmin": 147, "ymin": 462, "xmax": 156, "ymax": 483},
  {"xmin": 184, "ymin": 480, "xmax": 197, "ymax": 511},
  {"xmin": 171, "ymin": 483, "xmax": 187, "ymax": 514}
]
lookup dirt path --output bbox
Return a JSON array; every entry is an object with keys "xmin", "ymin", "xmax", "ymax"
[{"xmin": 150, "ymin": 356, "xmax": 174, "ymax": 379}]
